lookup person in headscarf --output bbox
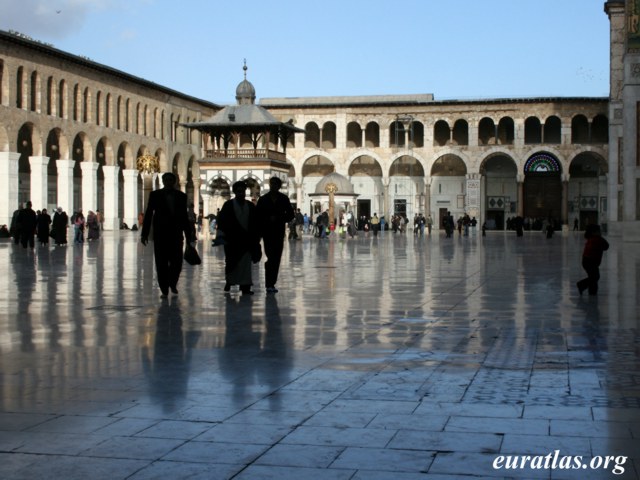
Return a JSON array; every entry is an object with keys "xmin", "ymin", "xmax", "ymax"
[
  {"xmin": 217, "ymin": 181, "xmax": 260, "ymax": 295},
  {"xmin": 36, "ymin": 208, "xmax": 52, "ymax": 245},
  {"xmin": 86, "ymin": 210, "xmax": 100, "ymax": 241},
  {"xmin": 52, "ymin": 207, "xmax": 69, "ymax": 246}
]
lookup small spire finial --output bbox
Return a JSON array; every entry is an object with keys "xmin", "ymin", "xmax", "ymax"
[{"xmin": 243, "ymin": 59, "xmax": 247, "ymax": 79}]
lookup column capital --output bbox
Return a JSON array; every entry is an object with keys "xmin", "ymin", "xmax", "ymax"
[
  {"xmin": 80, "ymin": 161, "xmax": 100, "ymax": 173},
  {"xmin": 123, "ymin": 168, "xmax": 139, "ymax": 180},
  {"xmin": 28, "ymin": 155, "xmax": 49, "ymax": 167}
]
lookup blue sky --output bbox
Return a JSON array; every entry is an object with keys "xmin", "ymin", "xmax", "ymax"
[{"xmin": 0, "ymin": 0, "xmax": 611, "ymax": 104}]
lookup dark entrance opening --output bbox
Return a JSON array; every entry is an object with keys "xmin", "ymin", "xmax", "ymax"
[
  {"xmin": 357, "ymin": 199, "xmax": 371, "ymax": 219},
  {"xmin": 485, "ymin": 211, "xmax": 504, "ymax": 230},
  {"xmin": 439, "ymin": 207, "xmax": 449, "ymax": 229},
  {"xmin": 523, "ymin": 172, "xmax": 562, "ymax": 224}
]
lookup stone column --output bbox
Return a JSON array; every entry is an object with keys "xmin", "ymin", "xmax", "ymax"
[
  {"xmin": 382, "ymin": 177, "xmax": 390, "ymax": 218},
  {"xmin": 0, "ymin": 152, "xmax": 20, "ymax": 227},
  {"xmin": 123, "ymin": 169, "xmax": 139, "ymax": 228},
  {"xmin": 424, "ymin": 178, "xmax": 431, "ymax": 218},
  {"xmin": 192, "ymin": 178, "xmax": 201, "ymax": 214},
  {"xmin": 80, "ymin": 161, "xmax": 99, "ymax": 213},
  {"xmin": 517, "ymin": 174, "xmax": 524, "ymax": 217},
  {"xmin": 56, "ymin": 159, "xmax": 75, "ymax": 213},
  {"xmin": 296, "ymin": 176, "xmax": 303, "ymax": 211},
  {"xmin": 561, "ymin": 173, "xmax": 570, "ymax": 229},
  {"xmin": 101, "ymin": 165, "xmax": 120, "ymax": 231},
  {"xmin": 201, "ymin": 189, "xmax": 211, "ymax": 216},
  {"xmin": 480, "ymin": 174, "xmax": 486, "ymax": 226},
  {"xmin": 29, "ymin": 156, "xmax": 49, "ymax": 210}
]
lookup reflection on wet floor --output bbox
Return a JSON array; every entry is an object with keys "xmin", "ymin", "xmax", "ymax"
[{"xmin": 0, "ymin": 230, "xmax": 638, "ymax": 479}]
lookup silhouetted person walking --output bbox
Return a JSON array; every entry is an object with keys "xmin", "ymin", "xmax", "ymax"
[
  {"xmin": 17, "ymin": 201, "xmax": 37, "ymax": 249},
  {"xmin": 256, "ymin": 177, "xmax": 294, "ymax": 293},
  {"xmin": 577, "ymin": 224, "xmax": 609, "ymax": 296},
  {"xmin": 141, "ymin": 173, "xmax": 192, "ymax": 298},
  {"xmin": 218, "ymin": 181, "xmax": 260, "ymax": 295}
]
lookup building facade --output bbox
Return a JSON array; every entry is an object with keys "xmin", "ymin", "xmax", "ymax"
[
  {"xmin": 0, "ymin": 30, "xmax": 217, "ymax": 230},
  {"xmin": 2, "ymin": 0, "xmax": 639, "ymax": 240}
]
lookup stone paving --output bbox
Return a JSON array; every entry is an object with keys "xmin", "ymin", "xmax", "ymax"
[{"xmin": 0, "ymin": 229, "xmax": 638, "ymax": 479}]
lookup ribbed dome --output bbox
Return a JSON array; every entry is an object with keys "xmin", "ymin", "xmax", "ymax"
[
  {"xmin": 314, "ymin": 172, "xmax": 355, "ymax": 194},
  {"xmin": 235, "ymin": 79, "xmax": 256, "ymax": 105}
]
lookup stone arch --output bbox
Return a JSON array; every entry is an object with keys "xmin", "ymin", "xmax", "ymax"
[
  {"xmin": 301, "ymin": 153, "xmax": 336, "ymax": 177},
  {"xmin": 154, "ymin": 148, "xmax": 166, "ymax": 174},
  {"xmin": 523, "ymin": 151, "xmax": 563, "ymax": 223},
  {"xmin": 72, "ymin": 132, "xmax": 92, "ymax": 162},
  {"xmin": 430, "ymin": 153, "xmax": 468, "ymax": 228},
  {"xmin": 117, "ymin": 141, "xmax": 135, "ymax": 170},
  {"xmin": 348, "ymin": 154, "xmax": 383, "ymax": 177},
  {"xmin": 172, "ymin": 152, "xmax": 182, "ymax": 182},
  {"xmin": 568, "ymin": 151, "xmax": 608, "ymax": 229},
  {"xmin": 238, "ymin": 174, "xmax": 263, "ymax": 201},
  {"xmin": 46, "ymin": 128, "xmax": 67, "ymax": 207},
  {"xmin": 97, "ymin": 136, "xmax": 115, "ymax": 165},
  {"xmin": 480, "ymin": 152, "xmax": 518, "ymax": 230},
  {"xmin": 431, "ymin": 154, "xmax": 468, "ymax": 177},
  {"xmin": 72, "ymin": 132, "xmax": 92, "ymax": 209}
]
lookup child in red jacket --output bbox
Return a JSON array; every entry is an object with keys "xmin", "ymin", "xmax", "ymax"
[{"xmin": 577, "ymin": 224, "xmax": 609, "ymax": 296}]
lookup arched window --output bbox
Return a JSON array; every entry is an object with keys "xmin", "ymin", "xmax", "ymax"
[
  {"xmin": 322, "ymin": 122, "xmax": 336, "ymax": 149},
  {"xmin": 591, "ymin": 114, "xmax": 608, "ymax": 143},
  {"xmin": 16, "ymin": 67, "xmax": 24, "ymax": 108},
  {"xmin": 478, "ymin": 117, "xmax": 496, "ymax": 145},
  {"xmin": 571, "ymin": 115, "xmax": 589, "ymax": 144},
  {"xmin": 83, "ymin": 87, "xmax": 90, "ymax": 123},
  {"xmin": 46, "ymin": 76, "xmax": 54, "ymax": 115},
  {"xmin": 105, "ymin": 93, "xmax": 112, "ymax": 128},
  {"xmin": 452, "ymin": 119, "xmax": 468, "ymax": 146},
  {"xmin": 544, "ymin": 116, "xmax": 562, "ymax": 144},
  {"xmin": 411, "ymin": 121, "xmax": 424, "ymax": 148},
  {"xmin": 96, "ymin": 91, "xmax": 102, "ymax": 126},
  {"xmin": 30, "ymin": 71, "xmax": 39, "ymax": 112},
  {"xmin": 365, "ymin": 122, "xmax": 380, "ymax": 148},
  {"xmin": 304, "ymin": 122, "xmax": 320, "ymax": 148},
  {"xmin": 73, "ymin": 84, "xmax": 80, "ymax": 121},
  {"xmin": 390, "ymin": 121, "xmax": 405, "ymax": 148},
  {"xmin": 58, "ymin": 80, "xmax": 66, "ymax": 118},
  {"xmin": 346, "ymin": 121, "xmax": 362, "ymax": 148},
  {"xmin": 497, "ymin": 117, "xmax": 514, "ymax": 145},
  {"xmin": 434, "ymin": 120, "xmax": 450, "ymax": 146},
  {"xmin": 524, "ymin": 116, "xmax": 542, "ymax": 144}
]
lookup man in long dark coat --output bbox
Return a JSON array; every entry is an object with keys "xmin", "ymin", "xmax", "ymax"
[
  {"xmin": 141, "ymin": 172, "xmax": 192, "ymax": 298},
  {"xmin": 17, "ymin": 201, "xmax": 37, "ymax": 249},
  {"xmin": 256, "ymin": 177, "xmax": 294, "ymax": 294}
]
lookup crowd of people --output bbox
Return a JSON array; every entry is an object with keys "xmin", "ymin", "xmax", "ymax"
[
  {"xmin": 6, "ymin": 202, "xmax": 103, "ymax": 248},
  {"xmin": 5, "ymin": 181, "xmax": 610, "ymax": 300}
]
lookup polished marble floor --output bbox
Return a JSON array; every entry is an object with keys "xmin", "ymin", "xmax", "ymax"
[{"xmin": 0, "ymin": 229, "xmax": 638, "ymax": 479}]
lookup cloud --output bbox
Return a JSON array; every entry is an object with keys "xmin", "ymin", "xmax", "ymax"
[{"xmin": 0, "ymin": 0, "xmax": 124, "ymax": 40}]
